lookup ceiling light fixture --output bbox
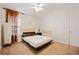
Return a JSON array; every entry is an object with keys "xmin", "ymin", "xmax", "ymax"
[{"xmin": 31, "ymin": 3, "xmax": 45, "ymax": 12}]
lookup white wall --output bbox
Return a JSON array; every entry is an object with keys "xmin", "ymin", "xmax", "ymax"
[
  {"xmin": 40, "ymin": 8, "xmax": 69, "ymax": 44},
  {"xmin": 21, "ymin": 15, "xmax": 38, "ymax": 32},
  {"xmin": 40, "ymin": 5, "xmax": 79, "ymax": 47}
]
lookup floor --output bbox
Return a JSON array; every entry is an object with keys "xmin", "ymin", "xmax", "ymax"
[{"xmin": 0, "ymin": 41, "xmax": 79, "ymax": 55}]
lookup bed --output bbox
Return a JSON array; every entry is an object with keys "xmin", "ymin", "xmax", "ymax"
[{"xmin": 22, "ymin": 35, "xmax": 53, "ymax": 49}]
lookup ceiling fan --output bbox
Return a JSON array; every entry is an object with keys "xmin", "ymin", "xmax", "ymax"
[{"xmin": 31, "ymin": 3, "xmax": 45, "ymax": 12}]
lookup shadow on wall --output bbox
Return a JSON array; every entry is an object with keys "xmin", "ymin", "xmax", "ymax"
[
  {"xmin": 22, "ymin": 27, "xmax": 36, "ymax": 32},
  {"xmin": 41, "ymin": 29, "xmax": 53, "ymax": 37}
]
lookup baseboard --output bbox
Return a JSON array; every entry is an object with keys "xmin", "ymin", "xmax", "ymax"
[{"xmin": 54, "ymin": 40, "xmax": 79, "ymax": 47}]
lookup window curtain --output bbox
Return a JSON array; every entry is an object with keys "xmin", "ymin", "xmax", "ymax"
[{"xmin": 5, "ymin": 9, "xmax": 18, "ymax": 43}]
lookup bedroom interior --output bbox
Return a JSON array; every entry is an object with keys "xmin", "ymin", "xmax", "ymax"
[{"xmin": 0, "ymin": 3, "xmax": 79, "ymax": 55}]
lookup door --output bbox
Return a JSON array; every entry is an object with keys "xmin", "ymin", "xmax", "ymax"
[
  {"xmin": 68, "ymin": 10, "xmax": 79, "ymax": 54},
  {"xmin": 0, "ymin": 9, "xmax": 1, "ymax": 48},
  {"xmin": 68, "ymin": 5, "xmax": 79, "ymax": 47},
  {"xmin": 70, "ymin": 13, "xmax": 79, "ymax": 47}
]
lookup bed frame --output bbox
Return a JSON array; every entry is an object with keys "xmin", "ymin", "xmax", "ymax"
[
  {"xmin": 22, "ymin": 39, "xmax": 53, "ymax": 51},
  {"xmin": 22, "ymin": 32, "xmax": 53, "ymax": 50}
]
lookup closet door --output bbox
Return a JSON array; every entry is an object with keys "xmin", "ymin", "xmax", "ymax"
[
  {"xmin": 4, "ymin": 23, "xmax": 11, "ymax": 45},
  {"xmin": 69, "ymin": 8, "xmax": 79, "ymax": 47},
  {"xmin": 0, "ymin": 9, "xmax": 1, "ymax": 48}
]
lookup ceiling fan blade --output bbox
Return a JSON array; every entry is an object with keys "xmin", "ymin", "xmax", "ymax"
[
  {"xmin": 31, "ymin": 3, "xmax": 45, "ymax": 12},
  {"xmin": 39, "ymin": 3, "xmax": 45, "ymax": 7}
]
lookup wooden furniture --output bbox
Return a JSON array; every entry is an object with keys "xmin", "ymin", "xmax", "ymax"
[
  {"xmin": 22, "ymin": 32, "xmax": 43, "ymax": 37},
  {"xmin": 36, "ymin": 32, "xmax": 42, "ymax": 35},
  {"xmin": 22, "ymin": 32, "xmax": 37, "ymax": 37}
]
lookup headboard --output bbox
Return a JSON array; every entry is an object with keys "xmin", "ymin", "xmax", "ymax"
[{"xmin": 22, "ymin": 32, "xmax": 36, "ymax": 37}]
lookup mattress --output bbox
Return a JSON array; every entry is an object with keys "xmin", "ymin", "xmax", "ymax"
[{"xmin": 23, "ymin": 35, "xmax": 52, "ymax": 48}]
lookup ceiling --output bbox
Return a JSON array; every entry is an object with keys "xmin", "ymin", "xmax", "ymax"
[{"xmin": 0, "ymin": 3, "xmax": 79, "ymax": 18}]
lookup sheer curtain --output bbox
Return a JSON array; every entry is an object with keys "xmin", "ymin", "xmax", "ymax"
[
  {"xmin": 17, "ymin": 14, "xmax": 22, "ymax": 42},
  {"xmin": 5, "ymin": 9, "xmax": 18, "ymax": 44}
]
